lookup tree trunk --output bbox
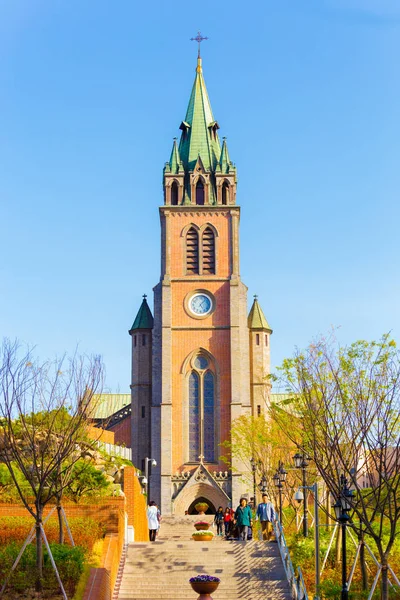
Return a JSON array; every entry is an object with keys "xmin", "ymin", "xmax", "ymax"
[
  {"xmin": 381, "ymin": 559, "xmax": 389, "ymax": 600},
  {"xmin": 35, "ymin": 505, "xmax": 43, "ymax": 592},
  {"xmin": 359, "ymin": 535, "xmax": 368, "ymax": 591},
  {"xmin": 57, "ymin": 499, "xmax": 64, "ymax": 544}
]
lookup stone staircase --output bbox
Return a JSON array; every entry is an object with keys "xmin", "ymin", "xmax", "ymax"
[{"xmin": 117, "ymin": 515, "xmax": 292, "ymax": 599}]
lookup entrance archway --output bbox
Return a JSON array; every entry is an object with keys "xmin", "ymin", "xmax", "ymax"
[{"xmin": 187, "ymin": 496, "xmax": 216, "ymax": 515}]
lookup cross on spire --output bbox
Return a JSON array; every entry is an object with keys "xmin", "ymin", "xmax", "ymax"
[
  {"xmin": 190, "ymin": 31, "xmax": 209, "ymax": 58},
  {"xmin": 198, "ymin": 454, "xmax": 205, "ymax": 465},
  {"xmin": 143, "ymin": 294, "xmax": 147, "ymax": 299}
]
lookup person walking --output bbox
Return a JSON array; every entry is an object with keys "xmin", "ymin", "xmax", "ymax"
[
  {"xmin": 234, "ymin": 498, "xmax": 253, "ymax": 541},
  {"xmin": 214, "ymin": 506, "xmax": 224, "ymax": 536},
  {"xmin": 147, "ymin": 500, "xmax": 159, "ymax": 542},
  {"xmin": 223, "ymin": 507, "xmax": 232, "ymax": 538},
  {"xmin": 256, "ymin": 493, "xmax": 275, "ymax": 541}
]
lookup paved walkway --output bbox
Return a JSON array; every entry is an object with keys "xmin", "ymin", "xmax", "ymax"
[{"xmin": 117, "ymin": 515, "xmax": 292, "ymax": 600}]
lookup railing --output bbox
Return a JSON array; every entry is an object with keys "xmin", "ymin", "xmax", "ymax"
[
  {"xmin": 273, "ymin": 518, "xmax": 308, "ymax": 600},
  {"xmin": 97, "ymin": 441, "xmax": 132, "ymax": 461}
]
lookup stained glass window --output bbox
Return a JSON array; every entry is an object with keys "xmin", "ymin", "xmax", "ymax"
[
  {"xmin": 194, "ymin": 356, "xmax": 208, "ymax": 370},
  {"xmin": 189, "ymin": 372, "xmax": 200, "ymax": 462},
  {"xmin": 203, "ymin": 371, "xmax": 215, "ymax": 462}
]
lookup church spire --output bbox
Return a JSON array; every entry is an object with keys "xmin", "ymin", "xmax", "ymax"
[{"xmin": 178, "ymin": 56, "xmax": 221, "ymax": 173}]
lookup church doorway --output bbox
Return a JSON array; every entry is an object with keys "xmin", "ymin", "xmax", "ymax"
[{"xmin": 187, "ymin": 497, "xmax": 216, "ymax": 515}]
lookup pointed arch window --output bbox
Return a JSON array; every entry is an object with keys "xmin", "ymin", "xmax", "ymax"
[
  {"xmin": 196, "ymin": 179, "xmax": 205, "ymax": 205},
  {"xmin": 202, "ymin": 227, "xmax": 215, "ymax": 274},
  {"xmin": 188, "ymin": 356, "xmax": 216, "ymax": 462},
  {"xmin": 171, "ymin": 181, "xmax": 179, "ymax": 205},
  {"xmin": 186, "ymin": 227, "xmax": 199, "ymax": 274},
  {"xmin": 221, "ymin": 181, "xmax": 229, "ymax": 205}
]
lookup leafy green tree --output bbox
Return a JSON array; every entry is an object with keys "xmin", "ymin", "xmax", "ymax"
[
  {"xmin": 272, "ymin": 334, "xmax": 400, "ymax": 600},
  {"xmin": 64, "ymin": 459, "xmax": 110, "ymax": 503}
]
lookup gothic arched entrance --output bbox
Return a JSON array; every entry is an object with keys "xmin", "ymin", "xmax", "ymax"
[{"xmin": 187, "ymin": 496, "xmax": 216, "ymax": 515}]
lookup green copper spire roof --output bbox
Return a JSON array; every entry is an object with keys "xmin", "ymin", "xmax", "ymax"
[
  {"xmin": 169, "ymin": 138, "xmax": 184, "ymax": 174},
  {"xmin": 248, "ymin": 296, "xmax": 272, "ymax": 332},
  {"xmin": 178, "ymin": 57, "xmax": 221, "ymax": 173},
  {"xmin": 130, "ymin": 296, "xmax": 154, "ymax": 331},
  {"xmin": 219, "ymin": 137, "xmax": 233, "ymax": 174}
]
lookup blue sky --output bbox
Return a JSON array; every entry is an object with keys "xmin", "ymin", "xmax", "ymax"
[{"xmin": 1, "ymin": 0, "xmax": 399, "ymax": 391}]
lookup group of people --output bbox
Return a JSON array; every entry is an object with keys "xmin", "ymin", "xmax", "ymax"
[
  {"xmin": 146, "ymin": 494, "xmax": 275, "ymax": 543},
  {"xmin": 214, "ymin": 494, "xmax": 276, "ymax": 542}
]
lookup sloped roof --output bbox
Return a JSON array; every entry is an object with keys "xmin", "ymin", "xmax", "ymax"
[
  {"xmin": 248, "ymin": 297, "xmax": 272, "ymax": 332},
  {"xmin": 90, "ymin": 393, "xmax": 131, "ymax": 420},
  {"xmin": 130, "ymin": 297, "xmax": 154, "ymax": 331}
]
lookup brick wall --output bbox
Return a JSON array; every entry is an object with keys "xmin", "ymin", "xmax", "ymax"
[
  {"xmin": 124, "ymin": 466, "xmax": 148, "ymax": 542},
  {"xmin": 109, "ymin": 416, "xmax": 131, "ymax": 448}
]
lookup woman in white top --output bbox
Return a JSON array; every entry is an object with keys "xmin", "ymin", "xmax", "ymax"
[{"xmin": 147, "ymin": 500, "xmax": 160, "ymax": 541}]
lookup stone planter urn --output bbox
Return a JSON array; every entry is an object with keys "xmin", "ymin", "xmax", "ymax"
[
  {"xmin": 194, "ymin": 521, "xmax": 210, "ymax": 531},
  {"xmin": 192, "ymin": 531, "xmax": 214, "ymax": 542},
  {"xmin": 195, "ymin": 502, "xmax": 209, "ymax": 515},
  {"xmin": 189, "ymin": 577, "xmax": 220, "ymax": 599}
]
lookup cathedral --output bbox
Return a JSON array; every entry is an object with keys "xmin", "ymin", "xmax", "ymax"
[{"xmin": 129, "ymin": 52, "xmax": 272, "ymax": 515}]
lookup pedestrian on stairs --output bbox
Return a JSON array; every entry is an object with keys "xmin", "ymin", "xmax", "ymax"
[
  {"xmin": 147, "ymin": 500, "xmax": 159, "ymax": 542},
  {"xmin": 234, "ymin": 498, "xmax": 253, "ymax": 541},
  {"xmin": 256, "ymin": 494, "xmax": 275, "ymax": 541},
  {"xmin": 223, "ymin": 507, "xmax": 232, "ymax": 538},
  {"xmin": 214, "ymin": 506, "xmax": 224, "ymax": 536}
]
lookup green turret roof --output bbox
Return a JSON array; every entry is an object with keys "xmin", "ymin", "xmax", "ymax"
[
  {"xmin": 248, "ymin": 297, "xmax": 272, "ymax": 332},
  {"xmin": 130, "ymin": 296, "xmax": 154, "ymax": 331},
  {"xmin": 219, "ymin": 137, "xmax": 233, "ymax": 174},
  {"xmin": 169, "ymin": 138, "xmax": 184, "ymax": 174},
  {"xmin": 178, "ymin": 57, "xmax": 221, "ymax": 173}
]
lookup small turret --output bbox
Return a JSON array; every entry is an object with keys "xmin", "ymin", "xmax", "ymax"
[
  {"xmin": 248, "ymin": 296, "xmax": 272, "ymax": 417},
  {"xmin": 129, "ymin": 295, "xmax": 153, "ymax": 470}
]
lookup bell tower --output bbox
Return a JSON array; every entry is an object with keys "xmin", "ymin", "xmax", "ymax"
[{"xmin": 150, "ymin": 53, "xmax": 252, "ymax": 514}]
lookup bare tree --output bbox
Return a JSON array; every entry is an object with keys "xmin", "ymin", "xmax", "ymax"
[
  {"xmin": 0, "ymin": 339, "xmax": 104, "ymax": 593},
  {"xmin": 272, "ymin": 334, "xmax": 400, "ymax": 600}
]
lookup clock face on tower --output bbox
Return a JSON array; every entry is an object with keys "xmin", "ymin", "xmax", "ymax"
[{"xmin": 189, "ymin": 293, "xmax": 213, "ymax": 316}]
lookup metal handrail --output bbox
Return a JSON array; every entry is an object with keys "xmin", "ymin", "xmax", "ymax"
[{"xmin": 273, "ymin": 518, "xmax": 308, "ymax": 600}]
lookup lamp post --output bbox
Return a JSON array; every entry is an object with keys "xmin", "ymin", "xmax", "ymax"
[
  {"xmin": 294, "ymin": 482, "xmax": 321, "ymax": 600},
  {"xmin": 250, "ymin": 457, "xmax": 257, "ymax": 509},
  {"xmin": 273, "ymin": 461, "xmax": 287, "ymax": 523},
  {"xmin": 293, "ymin": 451, "xmax": 310, "ymax": 537},
  {"xmin": 144, "ymin": 457, "xmax": 157, "ymax": 503},
  {"xmin": 258, "ymin": 475, "xmax": 268, "ymax": 495},
  {"xmin": 333, "ymin": 475, "xmax": 354, "ymax": 600}
]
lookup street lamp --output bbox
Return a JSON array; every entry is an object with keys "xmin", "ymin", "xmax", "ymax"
[
  {"xmin": 333, "ymin": 475, "xmax": 354, "ymax": 600},
  {"xmin": 273, "ymin": 461, "xmax": 287, "ymax": 523},
  {"xmin": 293, "ymin": 451, "xmax": 311, "ymax": 537},
  {"xmin": 250, "ymin": 457, "xmax": 258, "ymax": 508},
  {"xmin": 144, "ymin": 457, "xmax": 157, "ymax": 503},
  {"xmin": 258, "ymin": 475, "xmax": 267, "ymax": 495}
]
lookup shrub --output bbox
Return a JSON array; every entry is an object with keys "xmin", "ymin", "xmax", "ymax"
[{"xmin": 0, "ymin": 542, "xmax": 85, "ymax": 595}]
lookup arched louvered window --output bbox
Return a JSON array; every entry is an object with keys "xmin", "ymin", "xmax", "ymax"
[
  {"xmin": 202, "ymin": 227, "xmax": 215, "ymax": 274},
  {"xmin": 188, "ymin": 356, "xmax": 216, "ymax": 463},
  {"xmin": 222, "ymin": 181, "xmax": 229, "ymax": 205},
  {"xmin": 188, "ymin": 372, "xmax": 200, "ymax": 462},
  {"xmin": 186, "ymin": 227, "xmax": 199, "ymax": 274},
  {"xmin": 196, "ymin": 179, "xmax": 205, "ymax": 205},
  {"xmin": 171, "ymin": 181, "xmax": 179, "ymax": 205}
]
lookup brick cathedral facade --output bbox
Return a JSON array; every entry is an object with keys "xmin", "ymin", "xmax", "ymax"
[{"xmin": 129, "ymin": 56, "xmax": 272, "ymax": 515}]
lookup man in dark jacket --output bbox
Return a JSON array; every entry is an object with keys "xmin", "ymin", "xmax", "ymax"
[{"xmin": 234, "ymin": 498, "xmax": 253, "ymax": 541}]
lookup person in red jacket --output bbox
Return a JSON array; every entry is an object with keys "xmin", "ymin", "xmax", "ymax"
[{"xmin": 223, "ymin": 506, "xmax": 232, "ymax": 538}]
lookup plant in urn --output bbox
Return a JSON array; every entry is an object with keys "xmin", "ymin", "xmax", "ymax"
[{"xmin": 189, "ymin": 575, "xmax": 220, "ymax": 599}]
